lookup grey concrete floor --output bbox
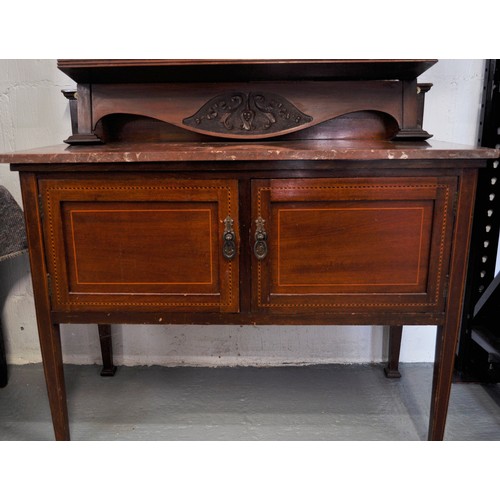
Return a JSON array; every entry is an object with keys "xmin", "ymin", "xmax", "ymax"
[{"xmin": 0, "ymin": 363, "xmax": 499, "ymax": 440}]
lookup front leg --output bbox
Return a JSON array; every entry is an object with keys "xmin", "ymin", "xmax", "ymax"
[
  {"xmin": 428, "ymin": 169, "xmax": 477, "ymax": 440},
  {"xmin": 39, "ymin": 322, "xmax": 69, "ymax": 440},
  {"xmin": 21, "ymin": 172, "xmax": 69, "ymax": 440}
]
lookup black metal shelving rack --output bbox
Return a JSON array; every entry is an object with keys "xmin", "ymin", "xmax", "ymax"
[{"xmin": 456, "ymin": 59, "xmax": 500, "ymax": 383}]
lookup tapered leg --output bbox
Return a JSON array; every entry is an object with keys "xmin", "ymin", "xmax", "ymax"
[
  {"xmin": 384, "ymin": 325, "xmax": 403, "ymax": 378},
  {"xmin": 429, "ymin": 324, "xmax": 458, "ymax": 440},
  {"xmin": 428, "ymin": 170, "xmax": 477, "ymax": 440},
  {"xmin": 20, "ymin": 173, "xmax": 70, "ymax": 440},
  {"xmin": 39, "ymin": 322, "xmax": 69, "ymax": 440},
  {"xmin": 98, "ymin": 324, "xmax": 117, "ymax": 376}
]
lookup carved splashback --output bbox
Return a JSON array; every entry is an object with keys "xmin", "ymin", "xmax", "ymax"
[{"xmin": 86, "ymin": 81, "xmax": 426, "ymax": 142}]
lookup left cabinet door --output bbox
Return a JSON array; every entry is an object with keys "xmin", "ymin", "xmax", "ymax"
[{"xmin": 39, "ymin": 177, "xmax": 239, "ymax": 313}]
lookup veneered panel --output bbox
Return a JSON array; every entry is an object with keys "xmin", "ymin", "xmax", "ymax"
[
  {"xmin": 276, "ymin": 203, "xmax": 432, "ymax": 290},
  {"xmin": 40, "ymin": 177, "xmax": 239, "ymax": 312},
  {"xmin": 65, "ymin": 204, "xmax": 215, "ymax": 288},
  {"xmin": 253, "ymin": 177, "xmax": 456, "ymax": 311}
]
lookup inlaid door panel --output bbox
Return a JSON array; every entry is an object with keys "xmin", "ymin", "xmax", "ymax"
[
  {"xmin": 39, "ymin": 177, "xmax": 239, "ymax": 312},
  {"xmin": 252, "ymin": 177, "xmax": 456, "ymax": 312}
]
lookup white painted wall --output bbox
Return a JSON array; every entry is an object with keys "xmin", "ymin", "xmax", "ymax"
[{"xmin": 0, "ymin": 59, "xmax": 486, "ymax": 367}]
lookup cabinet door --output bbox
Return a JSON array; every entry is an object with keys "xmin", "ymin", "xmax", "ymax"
[
  {"xmin": 252, "ymin": 177, "xmax": 456, "ymax": 313},
  {"xmin": 40, "ymin": 177, "xmax": 239, "ymax": 313}
]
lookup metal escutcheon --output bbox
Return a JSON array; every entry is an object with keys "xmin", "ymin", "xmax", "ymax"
[
  {"xmin": 222, "ymin": 216, "xmax": 236, "ymax": 260},
  {"xmin": 254, "ymin": 216, "xmax": 268, "ymax": 260}
]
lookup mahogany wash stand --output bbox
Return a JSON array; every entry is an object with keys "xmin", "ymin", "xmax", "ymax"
[{"xmin": 1, "ymin": 59, "xmax": 498, "ymax": 440}]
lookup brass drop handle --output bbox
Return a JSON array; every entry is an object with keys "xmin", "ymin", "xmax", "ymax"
[
  {"xmin": 222, "ymin": 216, "xmax": 237, "ymax": 260},
  {"xmin": 254, "ymin": 216, "xmax": 268, "ymax": 260}
]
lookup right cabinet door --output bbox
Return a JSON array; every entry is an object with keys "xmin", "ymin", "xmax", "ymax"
[{"xmin": 252, "ymin": 177, "xmax": 456, "ymax": 313}]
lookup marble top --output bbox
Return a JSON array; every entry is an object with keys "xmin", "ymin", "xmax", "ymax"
[{"xmin": 1, "ymin": 140, "xmax": 498, "ymax": 165}]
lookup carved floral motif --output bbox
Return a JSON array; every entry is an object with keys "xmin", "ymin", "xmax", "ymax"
[{"xmin": 183, "ymin": 92, "xmax": 313, "ymax": 136}]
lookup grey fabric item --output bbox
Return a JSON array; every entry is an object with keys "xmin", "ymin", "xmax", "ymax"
[{"xmin": 0, "ymin": 186, "xmax": 27, "ymax": 261}]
